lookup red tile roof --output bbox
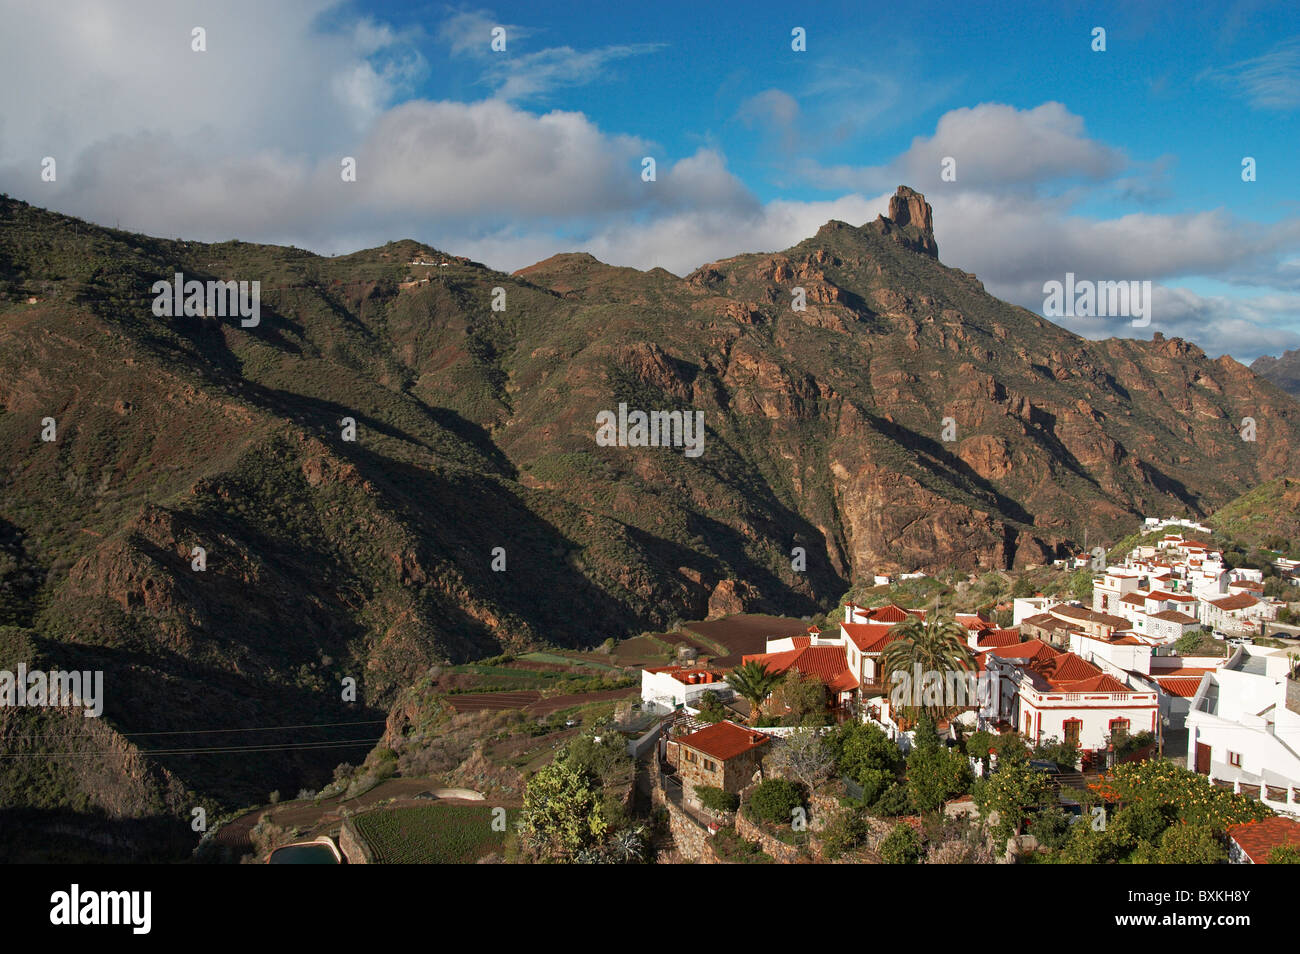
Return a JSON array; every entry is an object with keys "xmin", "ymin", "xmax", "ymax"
[
  {"xmin": 743, "ymin": 645, "xmax": 860, "ymax": 693},
  {"xmin": 863, "ymin": 604, "xmax": 925, "ymax": 623},
  {"xmin": 986, "ymin": 639, "xmax": 1061, "ymax": 663},
  {"xmin": 1149, "ymin": 591, "xmax": 1197, "ymax": 603},
  {"xmin": 1155, "ymin": 676, "xmax": 1205, "ymax": 698},
  {"xmin": 840, "ymin": 621, "xmax": 898, "ymax": 652},
  {"xmin": 975, "ymin": 628, "xmax": 1024, "ymax": 648},
  {"xmin": 1228, "ymin": 817, "xmax": 1300, "ymax": 863},
  {"xmin": 1149, "ymin": 610, "xmax": 1198, "ymax": 623},
  {"xmin": 1211, "ymin": 593, "xmax": 1259, "ymax": 610},
  {"xmin": 676, "ymin": 720, "xmax": 771, "ymax": 761},
  {"xmin": 646, "ymin": 665, "xmax": 724, "ymax": 683}
]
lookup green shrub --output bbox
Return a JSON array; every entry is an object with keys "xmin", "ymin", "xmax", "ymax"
[
  {"xmin": 880, "ymin": 822, "xmax": 922, "ymax": 864},
  {"xmin": 747, "ymin": 778, "xmax": 806, "ymax": 826},
  {"xmin": 821, "ymin": 807, "xmax": 869, "ymax": 859},
  {"xmin": 695, "ymin": 785, "xmax": 739, "ymax": 814}
]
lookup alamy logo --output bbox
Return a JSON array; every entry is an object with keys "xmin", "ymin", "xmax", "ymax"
[
  {"xmin": 595, "ymin": 402, "xmax": 705, "ymax": 458},
  {"xmin": 50, "ymin": 884, "xmax": 150, "ymax": 934},
  {"xmin": 0, "ymin": 664, "xmax": 103, "ymax": 717},
  {"xmin": 1042, "ymin": 273, "xmax": 1151, "ymax": 327},
  {"xmin": 151, "ymin": 272, "xmax": 260, "ymax": 327},
  {"xmin": 890, "ymin": 665, "xmax": 996, "ymax": 715}
]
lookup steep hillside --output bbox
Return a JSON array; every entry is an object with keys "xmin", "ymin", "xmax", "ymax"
[
  {"xmin": 1208, "ymin": 477, "xmax": 1300, "ymax": 552},
  {"xmin": 1252, "ymin": 349, "xmax": 1300, "ymax": 398},
  {"xmin": 1, "ymin": 187, "xmax": 1298, "ymax": 845}
]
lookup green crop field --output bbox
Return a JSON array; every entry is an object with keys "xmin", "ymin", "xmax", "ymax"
[{"xmin": 352, "ymin": 803, "xmax": 517, "ymax": 864}]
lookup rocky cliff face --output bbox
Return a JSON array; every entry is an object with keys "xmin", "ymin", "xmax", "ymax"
[
  {"xmin": 1, "ymin": 188, "xmax": 1298, "ymax": 822},
  {"xmin": 1253, "ymin": 349, "xmax": 1300, "ymax": 398}
]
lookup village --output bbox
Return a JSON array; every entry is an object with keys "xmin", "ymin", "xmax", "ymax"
[{"xmin": 626, "ymin": 524, "xmax": 1300, "ymax": 864}]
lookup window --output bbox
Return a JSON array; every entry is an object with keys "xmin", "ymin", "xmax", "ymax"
[
  {"xmin": 1228, "ymin": 751, "xmax": 1242, "ymax": 767},
  {"xmin": 703, "ymin": 759, "xmax": 716, "ymax": 772},
  {"xmin": 1109, "ymin": 718, "xmax": 1129, "ymax": 737},
  {"xmin": 1063, "ymin": 719, "xmax": 1082, "ymax": 747}
]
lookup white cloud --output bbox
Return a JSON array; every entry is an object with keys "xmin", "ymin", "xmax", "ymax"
[
  {"xmin": 798, "ymin": 102, "xmax": 1127, "ymax": 194},
  {"xmin": 1203, "ymin": 36, "xmax": 1300, "ymax": 110}
]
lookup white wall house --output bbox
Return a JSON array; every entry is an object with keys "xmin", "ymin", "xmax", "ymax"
[
  {"xmin": 981, "ymin": 640, "xmax": 1159, "ymax": 753},
  {"xmin": 640, "ymin": 665, "xmax": 732, "ymax": 711},
  {"xmin": 1186, "ymin": 647, "xmax": 1300, "ymax": 817}
]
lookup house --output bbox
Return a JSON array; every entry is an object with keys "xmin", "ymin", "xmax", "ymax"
[
  {"xmin": 1186, "ymin": 646, "xmax": 1300, "ymax": 816},
  {"xmin": 741, "ymin": 602, "xmax": 928, "ymax": 714},
  {"xmin": 980, "ymin": 639, "xmax": 1158, "ymax": 754},
  {"xmin": 641, "ymin": 664, "xmax": 731, "ymax": 712},
  {"xmin": 1227, "ymin": 816, "xmax": 1300, "ymax": 863},
  {"xmin": 1013, "ymin": 595, "xmax": 1059, "ymax": 625},
  {"xmin": 1200, "ymin": 592, "xmax": 1278, "ymax": 634},
  {"xmin": 667, "ymin": 720, "xmax": 769, "ymax": 803}
]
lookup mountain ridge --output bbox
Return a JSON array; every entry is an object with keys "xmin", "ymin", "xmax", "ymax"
[{"xmin": 1, "ymin": 185, "xmax": 1298, "ymax": 823}]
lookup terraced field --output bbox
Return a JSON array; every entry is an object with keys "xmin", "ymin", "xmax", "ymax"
[{"xmin": 351, "ymin": 803, "xmax": 518, "ymax": 864}]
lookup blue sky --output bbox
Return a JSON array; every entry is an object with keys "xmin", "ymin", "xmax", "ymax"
[{"xmin": 2, "ymin": 0, "xmax": 1298, "ymax": 360}]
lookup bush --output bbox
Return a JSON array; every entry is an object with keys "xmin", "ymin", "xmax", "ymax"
[
  {"xmin": 1269, "ymin": 844, "xmax": 1300, "ymax": 864},
  {"xmin": 821, "ymin": 807, "xmax": 870, "ymax": 860},
  {"xmin": 880, "ymin": 823, "xmax": 922, "ymax": 864},
  {"xmin": 695, "ymin": 785, "xmax": 739, "ymax": 814},
  {"xmin": 747, "ymin": 778, "xmax": 806, "ymax": 827},
  {"xmin": 906, "ymin": 744, "xmax": 974, "ymax": 813},
  {"xmin": 1028, "ymin": 804, "xmax": 1073, "ymax": 850},
  {"xmin": 712, "ymin": 827, "xmax": 772, "ymax": 864},
  {"xmin": 870, "ymin": 782, "xmax": 913, "ymax": 817},
  {"xmin": 694, "ymin": 690, "xmax": 728, "ymax": 724}
]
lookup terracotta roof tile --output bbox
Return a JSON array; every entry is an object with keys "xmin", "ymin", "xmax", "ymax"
[
  {"xmin": 1228, "ymin": 817, "xmax": 1300, "ymax": 863},
  {"xmin": 677, "ymin": 720, "xmax": 770, "ymax": 762}
]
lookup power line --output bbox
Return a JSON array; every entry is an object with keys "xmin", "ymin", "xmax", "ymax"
[
  {"xmin": 0, "ymin": 737, "xmax": 381, "ymax": 760},
  {"xmin": 0, "ymin": 718, "xmax": 388, "ymax": 745}
]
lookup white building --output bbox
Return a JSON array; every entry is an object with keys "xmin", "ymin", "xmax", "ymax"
[
  {"xmin": 980, "ymin": 639, "xmax": 1158, "ymax": 754},
  {"xmin": 1186, "ymin": 647, "xmax": 1300, "ymax": 817},
  {"xmin": 640, "ymin": 665, "xmax": 732, "ymax": 712}
]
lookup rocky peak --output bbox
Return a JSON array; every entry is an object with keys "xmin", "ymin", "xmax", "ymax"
[{"xmin": 881, "ymin": 185, "xmax": 939, "ymax": 258}]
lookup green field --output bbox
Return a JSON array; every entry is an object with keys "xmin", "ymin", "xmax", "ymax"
[{"xmin": 351, "ymin": 803, "xmax": 517, "ymax": 864}]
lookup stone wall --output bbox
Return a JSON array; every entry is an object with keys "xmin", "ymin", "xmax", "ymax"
[
  {"xmin": 650, "ymin": 759, "xmax": 720, "ymax": 863},
  {"xmin": 338, "ymin": 817, "xmax": 372, "ymax": 864},
  {"xmin": 734, "ymin": 811, "xmax": 804, "ymax": 863}
]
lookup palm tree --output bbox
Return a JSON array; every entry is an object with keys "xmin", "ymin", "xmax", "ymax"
[
  {"xmin": 880, "ymin": 610, "xmax": 975, "ymax": 722},
  {"xmin": 726, "ymin": 660, "xmax": 783, "ymax": 724}
]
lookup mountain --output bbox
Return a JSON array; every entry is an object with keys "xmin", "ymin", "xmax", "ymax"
[
  {"xmin": 2, "ymin": 187, "xmax": 1299, "ymax": 839},
  {"xmin": 1208, "ymin": 476, "xmax": 1300, "ymax": 553},
  {"xmin": 1252, "ymin": 349, "xmax": 1300, "ymax": 398}
]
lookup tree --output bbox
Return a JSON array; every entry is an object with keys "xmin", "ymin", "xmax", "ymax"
[
  {"xmin": 990, "ymin": 731, "xmax": 1030, "ymax": 767},
  {"xmin": 821, "ymin": 806, "xmax": 870, "ymax": 859},
  {"xmin": 1155, "ymin": 823, "xmax": 1227, "ymax": 864},
  {"xmin": 881, "ymin": 611, "xmax": 975, "ymax": 721},
  {"xmin": 1268, "ymin": 844, "xmax": 1300, "ymax": 864},
  {"xmin": 1033, "ymin": 735, "xmax": 1080, "ymax": 771},
  {"xmin": 827, "ymin": 722, "xmax": 903, "ymax": 804},
  {"xmin": 747, "ymin": 778, "xmax": 806, "ymax": 827},
  {"xmin": 726, "ymin": 660, "xmax": 783, "ymax": 724},
  {"xmin": 695, "ymin": 785, "xmax": 740, "ymax": 814},
  {"xmin": 964, "ymin": 729, "xmax": 996, "ymax": 773},
  {"xmin": 694, "ymin": 690, "xmax": 728, "ymax": 724},
  {"xmin": 767, "ymin": 727, "xmax": 834, "ymax": 793},
  {"xmin": 1028, "ymin": 804, "xmax": 1073, "ymax": 850},
  {"xmin": 1091, "ymin": 761, "xmax": 1270, "ymax": 832},
  {"xmin": 880, "ymin": 823, "xmax": 922, "ymax": 864},
  {"xmin": 771, "ymin": 668, "xmax": 829, "ymax": 725},
  {"xmin": 519, "ymin": 761, "xmax": 609, "ymax": 861},
  {"xmin": 907, "ymin": 743, "xmax": 974, "ymax": 814},
  {"xmin": 973, "ymin": 759, "xmax": 1052, "ymax": 842}
]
